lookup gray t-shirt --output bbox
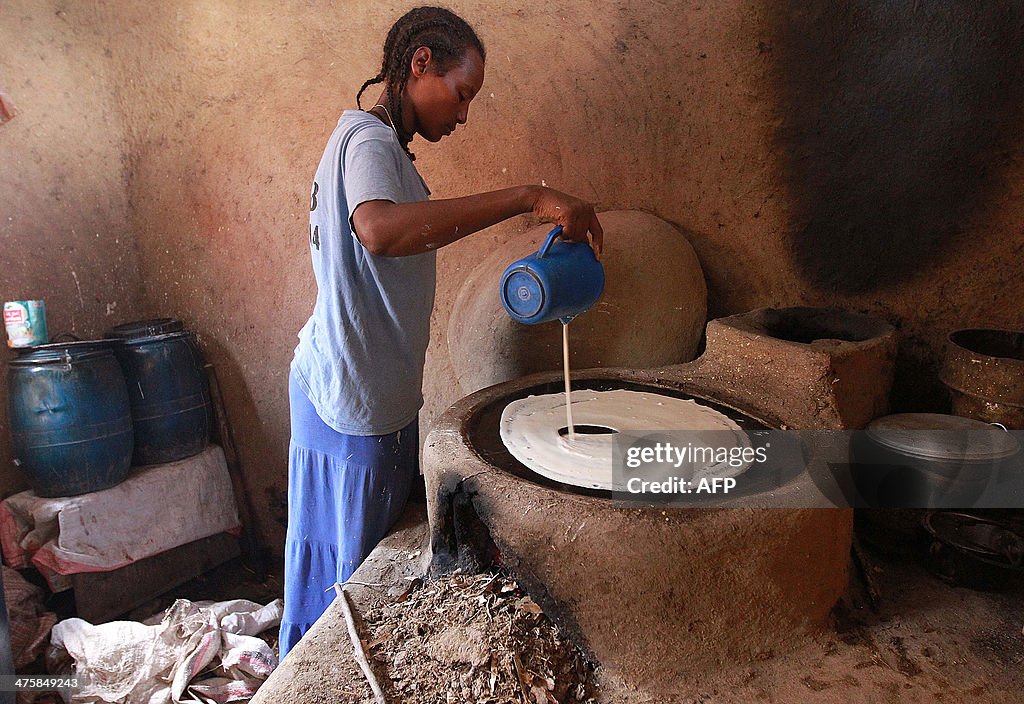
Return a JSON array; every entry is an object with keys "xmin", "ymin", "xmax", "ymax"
[{"xmin": 291, "ymin": 110, "xmax": 435, "ymax": 435}]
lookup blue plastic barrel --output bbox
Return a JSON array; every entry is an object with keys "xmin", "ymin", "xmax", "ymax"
[
  {"xmin": 7, "ymin": 340, "xmax": 135, "ymax": 497},
  {"xmin": 105, "ymin": 320, "xmax": 212, "ymax": 465}
]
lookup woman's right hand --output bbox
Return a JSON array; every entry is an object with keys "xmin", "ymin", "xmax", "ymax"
[{"xmin": 531, "ymin": 186, "xmax": 604, "ymax": 259}]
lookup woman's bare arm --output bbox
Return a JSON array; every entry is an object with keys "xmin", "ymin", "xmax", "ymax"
[{"xmin": 352, "ymin": 185, "xmax": 603, "ymax": 257}]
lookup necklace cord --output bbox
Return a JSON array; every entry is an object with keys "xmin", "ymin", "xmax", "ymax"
[
  {"xmin": 371, "ymin": 103, "xmax": 399, "ymax": 137},
  {"xmin": 369, "ymin": 101, "xmax": 414, "ymax": 161}
]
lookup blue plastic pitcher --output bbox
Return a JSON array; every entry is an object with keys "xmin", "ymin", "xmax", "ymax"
[{"xmin": 500, "ymin": 226, "xmax": 605, "ymax": 325}]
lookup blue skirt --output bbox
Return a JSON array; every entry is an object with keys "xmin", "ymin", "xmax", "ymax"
[{"xmin": 279, "ymin": 371, "xmax": 417, "ymax": 658}]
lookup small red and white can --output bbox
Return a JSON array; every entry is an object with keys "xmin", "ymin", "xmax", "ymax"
[{"xmin": 4, "ymin": 300, "xmax": 48, "ymax": 347}]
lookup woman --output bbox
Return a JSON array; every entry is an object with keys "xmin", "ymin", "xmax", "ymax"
[{"xmin": 281, "ymin": 5, "xmax": 603, "ymax": 656}]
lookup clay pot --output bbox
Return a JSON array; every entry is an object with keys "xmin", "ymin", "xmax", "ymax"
[{"xmin": 940, "ymin": 329, "xmax": 1024, "ymax": 429}]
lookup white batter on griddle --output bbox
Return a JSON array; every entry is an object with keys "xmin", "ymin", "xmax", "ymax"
[{"xmin": 500, "ymin": 389, "xmax": 753, "ymax": 491}]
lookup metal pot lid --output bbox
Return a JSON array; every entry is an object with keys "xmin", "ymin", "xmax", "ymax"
[
  {"xmin": 866, "ymin": 413, "xmax": 1020, "ymax": 462},
  {"xmin": 105, "ymin": 318, "xmax": 184, "ymax": 339}
]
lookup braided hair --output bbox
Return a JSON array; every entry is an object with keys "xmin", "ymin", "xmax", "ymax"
[{"xmin": 356, "ymin": 6, "xmax": 485, "ymax": 160}]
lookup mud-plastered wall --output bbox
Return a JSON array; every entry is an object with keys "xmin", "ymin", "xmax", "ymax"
[
  {"xmin": 0, "ymin": 1, "xmax": 144, "ymax": 497},
  {"xmin": 9, "ymin": 1, "xmax": 1023, "ymax": 554}
]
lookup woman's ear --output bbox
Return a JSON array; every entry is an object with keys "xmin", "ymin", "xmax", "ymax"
[{"xmin": 410, "ymin": 46, "xmax": 433, "ymax": 78}]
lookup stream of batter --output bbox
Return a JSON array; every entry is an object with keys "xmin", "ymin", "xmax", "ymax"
[{"xmin": 562, "ymin": 321, "xmax": 574, "ymax": 441}]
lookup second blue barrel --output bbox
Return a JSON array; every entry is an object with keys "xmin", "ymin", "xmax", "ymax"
[{"xmin": 106, "ymin": 319, "xmax": 212, "ymax": 465}]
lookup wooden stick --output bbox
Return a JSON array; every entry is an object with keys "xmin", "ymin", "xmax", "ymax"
[
  {"xmin": 205, "ymin": 363, "xmax": 266, "ymax": 579},
  {"xmin": 512, "ymin": 651, "xmax": 531, "ymax": 704},
  {"xmin": 334, "ymin": 583, "xmax": 388, "ymax": 704}
]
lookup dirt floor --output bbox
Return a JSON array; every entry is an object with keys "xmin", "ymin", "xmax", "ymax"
[
  {"xmin": 253, "ymin": 508, "xmax": 1023, "ymax": 704},
  {"xmin": 596, "ymin": 550, "xmax": 1024, "ymax": 703},
  {"xmin": 15, "ymin": 506, "xmax": 1022, "ymax": 703},
  {"xmin": 26, "ymin": 505, "xmax": 1020, "ymax": 703}
]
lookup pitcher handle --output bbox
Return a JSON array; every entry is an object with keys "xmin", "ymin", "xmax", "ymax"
[{"xmin": 537, "ymin": 225, "xmax": 563, "ymax": 259}]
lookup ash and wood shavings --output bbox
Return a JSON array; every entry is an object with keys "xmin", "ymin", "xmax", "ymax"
[{"xmin": 354, "ymin": 571, "xmax": 598, "ymax": 704}]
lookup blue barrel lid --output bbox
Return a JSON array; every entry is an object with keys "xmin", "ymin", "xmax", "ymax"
[
  {"xmin": 105, "ymin": 318, "xmax": 185, "ymax": 340},
  {"xmin": 502, "ymin": 269, "xmax": 545, "ymax": 320},
  {"xmin": 109, "ymin": 331, "xmax": 195, "ymax": 349},
  {"xmin": 9, "ymin": 339, "xmax": 114, "ymax": 366}
]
